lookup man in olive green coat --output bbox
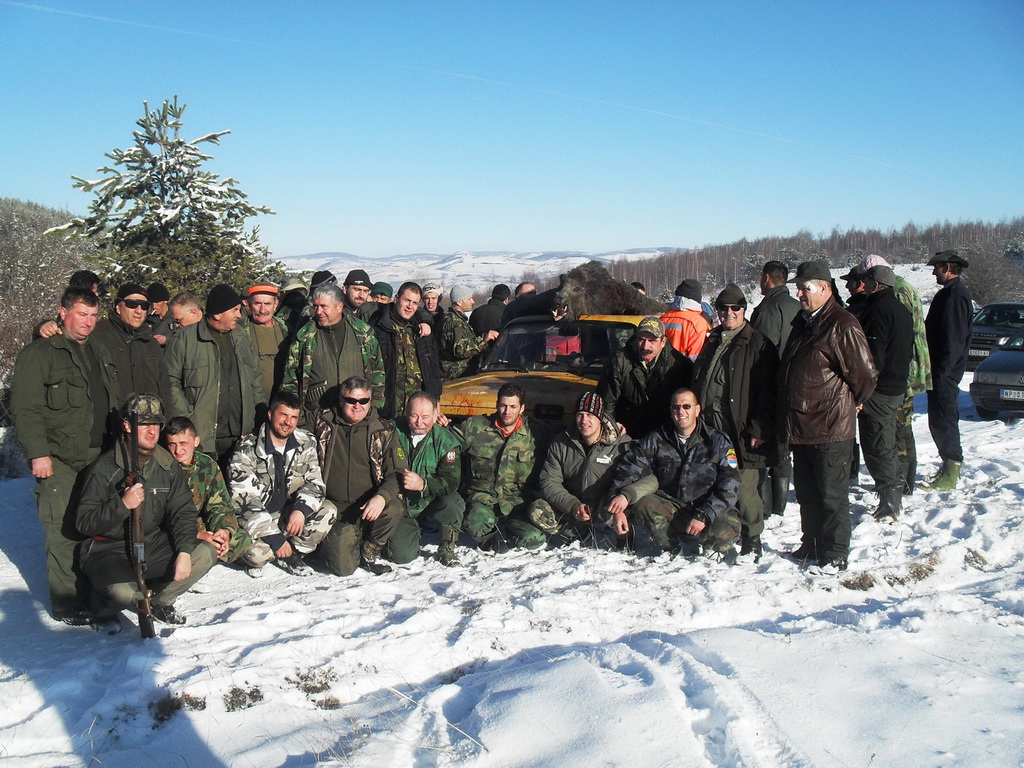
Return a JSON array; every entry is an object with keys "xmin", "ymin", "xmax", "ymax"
[
  {"xmin": 11, "ymin": 287, "xmax": 119, "ymax": 624},
  {"xmin": 165, "ymin": 284, "xmax": 263, "ymax": 470}
]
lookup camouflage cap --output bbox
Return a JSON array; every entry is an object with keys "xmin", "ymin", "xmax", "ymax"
[
  {"xmin": 122, "ymin": 393, "xmax": 166, "ymax": 425},
  {"xmin": 636, "ymin": 316, "xmax": 665, "ymax": 338}
]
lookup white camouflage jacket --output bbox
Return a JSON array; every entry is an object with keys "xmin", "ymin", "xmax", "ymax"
[{"xmin": 228, "ymin": 423, "xmax": 326, "ymax": 541}]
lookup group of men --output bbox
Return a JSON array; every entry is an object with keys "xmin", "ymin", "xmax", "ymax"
[{"xmin": 11, "ymin": 251, "xmax": 972, "ymax": 632}]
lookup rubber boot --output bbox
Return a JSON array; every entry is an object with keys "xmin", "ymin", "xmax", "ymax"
[
  {"xmin": 873, "ymin": 486, "xmax": 903, "ymax": 521},
  {"xmin": 437, "ymin": 525, "xmax": 463, "ymax": 567},
  {"xmin": 770, "ymin": 472, "xmax": 790, "ymax": 517},
  {"xmin": 923, "ymin": 459, "xmax": 962, "ymax": 491},
  {"xmin": 903, "ymin": 460, "xmax": 916, "ymax": 496}
]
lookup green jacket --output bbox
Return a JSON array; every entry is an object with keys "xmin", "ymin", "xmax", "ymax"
[
  {"xmin": 454, "ymin": 414, "xmax": 537, "ymax": 515},
  {"xmin": 164, "ymin": 319, "xmax": 263, "ymax": 448},
  {"xmin": 894, "ymin": 276, "xmax": 933, "ymax": 394},
  {"xmin": 11, "ymin": 334, "xmax": 119, "ymax": 470},
  {"xmin": 281, "ymin": 315, "xmax": 385, "ymax": 411},
  {"xmin": 439, "ymin": 308, "xmax": 490, "ymax": 379},
  {"xmin": 396, "ymin": 420, "xmax": 462, "ymax": 517}
]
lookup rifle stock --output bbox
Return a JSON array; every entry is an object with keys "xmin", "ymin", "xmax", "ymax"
[{"xmin": 123, "ymin": 411, "xmax": 157, "ymax": 639}]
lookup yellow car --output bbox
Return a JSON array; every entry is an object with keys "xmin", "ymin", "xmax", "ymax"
[{"xmin": 440, "ymin": 314, "xmax": 644, "ymax": 423}]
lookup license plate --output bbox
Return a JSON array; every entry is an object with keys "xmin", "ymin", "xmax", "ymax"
[
  {"xmin": 1000, "ymin": 389, "xmax": 1024, "ymax": 400},
  {"xmin": 969, "ymin": 349, "xmax": 988, "ymax": 357}
]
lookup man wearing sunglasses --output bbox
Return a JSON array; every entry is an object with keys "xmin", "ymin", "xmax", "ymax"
[
  {"xmin": 313, "ymin": 377, "xmax": 407, "ymax": 576},
  {"xmin": 692, "ymin": 284, "xmax": 778, "ymax": 562},
  {"xmin": 92, "ymin": 283, "xmax": 173, "ymax": 408},
  {"xmin": 605, "ymin": 388, "xmax": 742, "ymax": 559}
]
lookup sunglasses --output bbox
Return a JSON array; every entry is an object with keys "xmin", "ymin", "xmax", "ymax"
[
  {"xmin": 671, "ymin": 403, "xmax": 697, "ymax": 411},
  {"xmin": 342, "ymin": 396, "xmax": 370, "ymax": 405},
  {"xmin": 716, "ymin": 304, "xmax": 744, "ymax": 313},
  {"xmin": 121, "ymin": 299, "xmax": 151, "ymax": 310}
]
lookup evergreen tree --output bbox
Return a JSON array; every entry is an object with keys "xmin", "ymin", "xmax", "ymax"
[{"xmin": 49, "ymin": 96, "xmax": 282, "ymax": 294}]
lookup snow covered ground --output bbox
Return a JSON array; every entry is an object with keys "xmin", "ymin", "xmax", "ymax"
[{"xmin": 2, "ymin": 266, "xmax": 1022, "ymax": 767}]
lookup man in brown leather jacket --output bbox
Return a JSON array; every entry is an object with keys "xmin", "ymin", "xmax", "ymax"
[{"xmin": 779, "ymin": 262, "xmax": 877, "ymax": 571}]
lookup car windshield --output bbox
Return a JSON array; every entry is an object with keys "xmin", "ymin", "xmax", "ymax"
[
  {"xmin": 974, "ymin": 305, "xmax": 1024, "ymax": 328},
  {"xmin": 483, "ymin": 318, "xmax": 638, "ymax": 373}
]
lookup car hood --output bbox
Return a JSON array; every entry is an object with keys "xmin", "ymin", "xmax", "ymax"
[
  {"xmin": 441, "ymin": 369, "xmax": 596, "ymax": 422},
  {"xmin": 974, "ymin": 349, "xmax": 1024, "ymax": 375}
]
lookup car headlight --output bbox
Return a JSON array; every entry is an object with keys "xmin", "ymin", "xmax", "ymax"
[
  {"xmin": 975, "ymin": 372, "xmax": 995, "ymax": 384},
  {"xmin": 997, "ymin": 336, "xmax": 1011, "ymax": 346}
]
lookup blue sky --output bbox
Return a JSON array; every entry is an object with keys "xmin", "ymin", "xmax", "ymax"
[{"xmin": 1, "ymin": 1, "xmax": 1021, "ymax": 260}]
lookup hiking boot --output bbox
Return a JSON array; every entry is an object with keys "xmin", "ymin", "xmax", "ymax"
[
  {"xmin": 275, "ymin": 552, "xmax": 313, "ymax": 577},
  {"xmin": 437, "ymin": 525, "xmax": 463, "ymax": 567},
  {"xmin": 739, "ymin": 534, "xmax": 763, "ymax": 562},
  {"xmin": 921, "ymin": 459, "xmax": 962, "ymax": 491},
  {"xmin": 703, "ymin": 545, "xmax": 736, "ymax": 564},
  {"xmin": 91, "ymin": 616, "xmax": 123, "ymax": 635},
  {"xmin": 360, "ymin": 541, "xmax": 392, "ymax": 575},
  {"xmin": 53, "ymin": 606, "xmax": 92, "ymax": 626},
  {"xmin": 786, "ymin": 543, "xmax": 817, "ymax": 562},
  {"xmin": 817, "ymin": 556, "xmax": 848, "ymax": 572},
  {"xmin": 614, "ymin": 529, "xmax": 636, "ymax": 553},
  {"xmin": 151, "ymin": 603, "xmax": 186, "ymax": 625}
]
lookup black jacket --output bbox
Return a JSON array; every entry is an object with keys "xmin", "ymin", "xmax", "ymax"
[
  {"xmin": 597, "ymin": 343, "xmax": 693, "ymax": 439},
  {"xmin": 91, "ymin": 312, "xmax": 172, "ymax": 406},
  {"xmin": 470, "ymin": 298, "xmax": 506, "ymax": 336},
  {"xmin": 925, "ymin": 277, "xmax": 973, "ymax": 380},
  {"xmin": 856, "ymin": 287, "xmax": 914, "ymax": 397}
]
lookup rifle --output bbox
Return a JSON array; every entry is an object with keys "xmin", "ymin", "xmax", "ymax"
[{"xmin": 119, "ymin": 410, "xmax": 157, "ymax": 639}]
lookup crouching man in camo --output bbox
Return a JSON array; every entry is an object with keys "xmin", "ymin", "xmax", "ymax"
[
  {"xmin": 76, "ymin": 394, "xmax": 217, "ymax": 630},
  {"xmin": 164, "ymin": 416, "xmax": 255, "ymax": 565},
  {"xmin": 387, "ymin": 391, "xmax": 465, "ymax": 567},
  {"xmin": 228, "ymin": 392, "xmax": 337, "ymax": 577},
  {"xmin": 605, "ymin": 388, "xmax": 742, "ymax": 559},
  {"xmin": 313, "ymin": 377, "xmax": 407, "ymax": 576},
  {"xmin": 454, "ymin": 383, "xmax": 545, "ymax": 551},
  {"xmin": 527, "ymin": 391, "xmax": 632, "ymax": 545}
]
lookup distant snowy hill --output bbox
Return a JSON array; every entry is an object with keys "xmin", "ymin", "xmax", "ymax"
[{"xmin": 279, "ymin": 248, "xmax": 678, "ymax": 291}]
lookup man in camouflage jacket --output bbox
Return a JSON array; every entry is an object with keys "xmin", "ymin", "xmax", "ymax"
[
  {"xmin": 229, "ymin": 393, "xmax": 336, "ymax": 576},
  {"xmin": 439, "ymin": 285, "xmax": 498, "ymax": 379},
  {"xmin": 164, "ymin": 416, "xmax": 255, "ymax": 565},
  {"xmin": 453, "ymin": 384, "xmax": 545, "ymax": 550},
  {"xmin": 606, "ymin": 388, "xmax": 742, "ymax": 557},
  {"xmin": 282, "ymin": 282, "xmax": 385, "ymax": 425}
]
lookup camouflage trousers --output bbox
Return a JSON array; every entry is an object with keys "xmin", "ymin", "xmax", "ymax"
[
  {"xmin": 387, "ymin": 492, "xmax": 466, "ymax": 564},
  {"xmin": 241, "ymin": 501, "xmax": 338, "ymax": 569},
  {"xmin": 464, "ymin": 499, "xmax": 547, "ymax": 550},
  {"xmin": 895, "ymin": 391, "xmax": 917, "ymax": 466},
  {"xmin": 629, "ymin": 494, "xmax": 742, "ymax": 553}
]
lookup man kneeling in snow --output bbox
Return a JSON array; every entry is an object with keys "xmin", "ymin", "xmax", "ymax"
[
  {"xmin": 229, "ymin": 392, "xmax": 336, "ymax": 577},
  {"xmin": 604, "ymin": 388, "xmax": 742, "ymax": 559},
  {"xmin": 76, "ymin": 394, "xmax": 216, "ymax": 630}
]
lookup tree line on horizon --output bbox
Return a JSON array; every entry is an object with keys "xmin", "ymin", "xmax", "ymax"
[{"xmin": 522, "ymin": 218, "xmax": 1024, "ymax": 307}]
